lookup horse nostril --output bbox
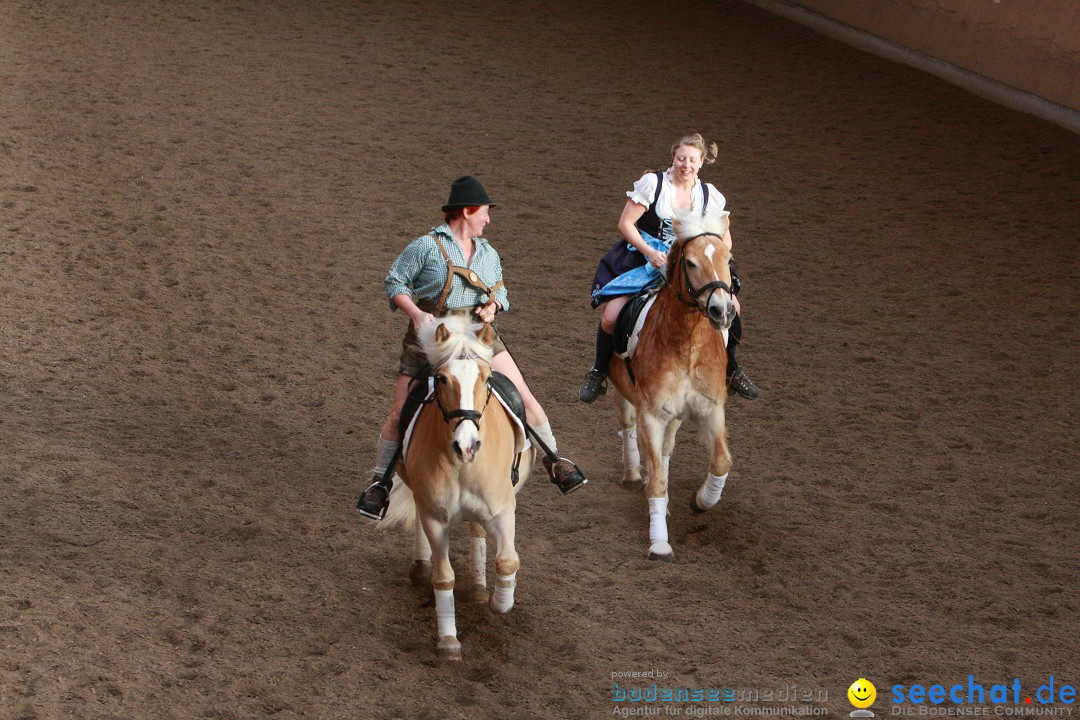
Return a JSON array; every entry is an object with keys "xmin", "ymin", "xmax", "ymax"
[{"xmin": 452, "ymin": 440, "xmax": 462, "ymax": 457}]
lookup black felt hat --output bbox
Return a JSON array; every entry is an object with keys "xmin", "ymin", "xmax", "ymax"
[{"xmin": 441, "ymin": 175, "xmax": 495, "ymax": 212}]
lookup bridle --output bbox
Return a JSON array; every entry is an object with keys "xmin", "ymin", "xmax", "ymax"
[
  {"xmin": 676, "ymin": 232, "xmax": 733, "ymax": 312},
  {"xmin": 433, "ymin": 359, "xmax": 493, "ymax": 432}
]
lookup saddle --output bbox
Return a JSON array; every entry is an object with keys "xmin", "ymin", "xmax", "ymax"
[
  {"xmin": 614, "ymin": 288, "xmax": 658, "ymax": 357},
  {"xmin": 612, "ymin": 288, "xmax": 659, "ymax": 386},
  {"xmin": 397, "ymin": 371, "xmax": 530, "ymax": 484}
]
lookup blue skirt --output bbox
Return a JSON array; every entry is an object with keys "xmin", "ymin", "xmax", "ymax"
[{"xmin": 590, "ymin": 230, "xmax": 670, "ymax": 308}]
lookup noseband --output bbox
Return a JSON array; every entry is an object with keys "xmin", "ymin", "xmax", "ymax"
[
  {"xmin": 678, "ymin": 232, "xmax": 733, "ymax": 311},
  {"xmin": 434, "ymin": 360, "xmax": 492, "ymax": 432}
]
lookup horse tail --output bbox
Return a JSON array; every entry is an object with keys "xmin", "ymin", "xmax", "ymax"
[{"xmin": 377, "ymin": 476, "xmax": 416, "ymax": 530}]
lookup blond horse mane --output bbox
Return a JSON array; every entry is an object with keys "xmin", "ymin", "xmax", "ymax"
[{"xmin": 416, "ymin": 315, "xmax": 494, "ymax": 368}]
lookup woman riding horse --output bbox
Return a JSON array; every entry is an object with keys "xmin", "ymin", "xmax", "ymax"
[
  {"xmin": 577, "ymin": 133, "xmax": 759, "ymax": 403},
  {"xmin": 357, "ymin": 176, "xmax": 586, "ymax": 520}
]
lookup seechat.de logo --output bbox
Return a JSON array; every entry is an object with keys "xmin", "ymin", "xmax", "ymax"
[{"xmin": 849, "ymin": 679, "xmax": 878, "ymax": 718}]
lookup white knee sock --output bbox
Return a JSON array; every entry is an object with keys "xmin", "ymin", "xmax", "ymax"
[
  {"xmin": 373, "ymin": 437, "xmax": 400, "ymax": 477},
  {"xmin": 531, "ymin": 420, "xmax": 558, "ymax": 456}
]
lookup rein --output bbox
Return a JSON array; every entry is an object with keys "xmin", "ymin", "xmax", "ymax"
[{"xmin": 672, "ymin": 232, "xmax": 733, "ymax": 313}]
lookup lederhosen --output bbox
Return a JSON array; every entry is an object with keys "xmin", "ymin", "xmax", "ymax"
[{"xmin": 398, "ymin": 234, "xmax": 508, "ymax": 378}]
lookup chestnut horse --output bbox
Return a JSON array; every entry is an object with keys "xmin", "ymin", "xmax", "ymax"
[
  {"xmin": 379, "ymin": 316, "xmax": 534, "ymax": 660},
  {"xmin": 609, "ymin": 212, "xmax": 737, "ymax": 562}
]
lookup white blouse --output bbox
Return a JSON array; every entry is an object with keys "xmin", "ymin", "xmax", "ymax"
[{"xmin": 626, "ymin": 167, "xmax": 726, "ymax": 220}]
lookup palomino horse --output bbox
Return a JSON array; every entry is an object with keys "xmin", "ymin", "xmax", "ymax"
[
  {"xmin": 609, "ymin": 212, "xmax": 737, "ymax": 562},
  {"xmin": 379, "ymin": 316, "xmax": 534, "ymax": 660}
]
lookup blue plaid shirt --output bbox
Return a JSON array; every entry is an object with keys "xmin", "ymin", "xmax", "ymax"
[{"xmin": 384, "ymin": 224, "xmax": 510, "ymax": 312}]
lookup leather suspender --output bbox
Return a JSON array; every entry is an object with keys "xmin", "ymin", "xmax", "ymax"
[{"xmin": 430, "ymin": 234, "xmax": 505, "ymax": 315}]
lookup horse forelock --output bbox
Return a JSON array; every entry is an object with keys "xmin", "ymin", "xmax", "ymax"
[
  {"xmin": 674, "ymin": 212, "xmax": 729, "ymax": 243},
  {"xmin": 417, "ymin": 316, "xmax": 494, "ymax": 369},
  {"xmin": 666, "ymin": 212, "xmax": 732, "ymax": 285}
]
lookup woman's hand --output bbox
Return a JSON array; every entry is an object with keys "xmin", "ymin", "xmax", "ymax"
[
  {"xmin": 648, "ymin": 249, "xmax": 668, "ymax": 269},
  {"xmin": 474, "ymin": 301, "xmax": 498, "ymax": 324}
]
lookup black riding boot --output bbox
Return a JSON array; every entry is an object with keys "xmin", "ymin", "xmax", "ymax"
[
  {"xmin": 726, "ymin": 313, "xmax": 759, "ymax": 399},
  {"xmin": 578, "ymin": 324, "xmax": 614, "ymax": 403}
]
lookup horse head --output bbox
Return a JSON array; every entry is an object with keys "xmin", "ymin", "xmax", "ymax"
[
  {"xmin": 669, "ymin": 212, "xmax": 736, "ymax": 330},
  {"xmin": 421, "ymin": 318, "xmax": 497, "ymax": 463}
]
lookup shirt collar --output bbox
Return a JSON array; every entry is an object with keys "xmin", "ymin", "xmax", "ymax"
[
  {"xmin": 432, "ymin": 223, "xmax": 489, "ymax": 247},
  {"xmin": 664, "ymin": 166, "xmax": 701, "ymax": 191}
]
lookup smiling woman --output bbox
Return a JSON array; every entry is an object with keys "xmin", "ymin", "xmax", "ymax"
[{"xmin": 577, "ymin": 132, "xmax": 759, "ymax": 404}]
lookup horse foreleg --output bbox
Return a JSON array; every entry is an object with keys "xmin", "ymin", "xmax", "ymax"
[
  {"xmin": 661, "ymin": 418, "xmax": 681, "ymax": 488},
  {"xmin": 409, "ymin": 521, "xmax": 433, "ymax": 588},
  {"xmin": 691, "ymin": 407, "xmax": 732, "ymax": 513},
  {"xmin": 613, "ymin": 388, "xmax": 642, "ymax": 488},
  {"xmin": 638, "ymin": 412, "xmax": 673, "ymax": 562},
  {"xmin": 466, "ymin": 521, "xmax": 488, "ymax": 604},
  {"xmin": 484, "ymin": 511, "xmax": 519, "ymax": 614},
  {"xmin": 419, "ymin": 514, "xmax": 460, "ymax": 660}
]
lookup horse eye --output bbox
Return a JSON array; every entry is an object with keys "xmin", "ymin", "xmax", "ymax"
[
  {"xmin": 685, "ymin": 260, "xmax": 697, "ymax": 269},
  {"xmin": 436, "ymin": 374, "xmax": 447, "ymax": 384}
]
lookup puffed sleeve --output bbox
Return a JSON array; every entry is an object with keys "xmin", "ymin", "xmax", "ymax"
[
  {"xmin": 626, "ymin": 171, "xmax": 658, "ymax": 207},
  {"xmin": 383, "ymin": 235, "xmax": 431, "ymax": 309},
  {"xmin": 703, "ymin": 183, "xmax": 726, "ymax": 215}
]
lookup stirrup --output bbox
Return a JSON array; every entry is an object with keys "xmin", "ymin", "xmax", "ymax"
[
  {"xmin": 356, "ymin": 480, "xmax": 390, "ymax": 521},
  {"xmin": 544, "ymin": 456, "xmax": 588, "ymax": 495}
]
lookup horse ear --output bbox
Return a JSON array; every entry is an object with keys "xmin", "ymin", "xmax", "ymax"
[
  {"xmin": 717, "ymin": 211, "xmax": 731, "ymax": 235},
  {"xmin": 435, "ymin": 322, "xmax": 450, "ymax": 344},
  {"xmin": 477, "ymin": 322, "xmax": 497, "ymax": 347}
]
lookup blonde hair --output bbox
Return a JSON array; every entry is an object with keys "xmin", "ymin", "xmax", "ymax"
[{"xmin": 671, "ymin": 133, "xmax": 718, "ymax": 165}]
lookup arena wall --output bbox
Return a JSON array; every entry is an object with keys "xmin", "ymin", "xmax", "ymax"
[{"xmin": 746, "ymin": 0, "xmax": 1080, "ymax": 128}]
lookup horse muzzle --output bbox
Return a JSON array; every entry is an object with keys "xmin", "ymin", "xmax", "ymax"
[
  {"xmin": 452, "ymin": 421, "xmax": 482, "ymax": 463},
  {"xmin": 706, "ymin": 294, "xmax": 735, "ymax": 331}
]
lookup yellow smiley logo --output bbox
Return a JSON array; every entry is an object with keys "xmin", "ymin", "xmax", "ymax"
[{"xmin": 848, "ymin": 679, "xmax": 877, "ymax": 708}]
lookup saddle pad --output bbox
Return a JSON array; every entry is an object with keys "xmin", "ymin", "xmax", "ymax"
[{"xmin": 401, "ymin": 377, "xmax": 529, "ymax": 460}]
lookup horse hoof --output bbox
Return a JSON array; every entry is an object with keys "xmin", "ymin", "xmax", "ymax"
[
  {"xmin": 437, "ymin": 636, "xmax": 462, "ymax": 661},
  {"xmin": 690, "ymin": 491, "xmax": 706, "ymax": 513},
  {"xmin": 468, "ymin": 583, "xmax": 488, "ymax": 604},
  {"xmin": 648, "ymin": 541, "xmax": 674, "ymax": 562},
  {"xmin": 409, "ymin": 560, "xmax": 432, "ymax": 587}
]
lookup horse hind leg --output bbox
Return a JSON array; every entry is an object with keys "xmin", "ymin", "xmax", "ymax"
[
  {"xmin": 419, "ymin": 514, "xmax": 461, "ymax": 660},
  {"xmin": 613, "ymin": 388, "xmax": 642, "ymax": 489},
  {"xmin": 484, "ymin": 511, "xmax": 519, "ymax": 614},
  {"xmin": 466, "ymin": 521, "xmax": 488, "ymax": 604},
  {"xmin": 660, "ymin": 418, "xmax": 681, "ymax": 490},
  {"xmin": 409, "ymin": 521, "xmax": 433, "ymax": 587}
]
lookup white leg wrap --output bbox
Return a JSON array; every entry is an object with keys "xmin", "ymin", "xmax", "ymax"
[
  {"xmin": 413, "ymin": 525, "xmax": 432, "ymax": 563},
  {"xmin": 698, "ymin": 472, "xmax": 728, "ymax": 509},
  {"xmin": 435, "ymin": 588, "xmax": 457, "ymax": 639},
  {"xmin": 619, "ymin": 428, "xmax": 640, "ymax": 471},
  {"xmin": 469, "ymin": 537, "xmax": 486, "ymax": 588},
  {"xmin": 491, "ymin": 571, "xmax": 517, "ymax": 613},
  {"xmin": 648, "ymin": 496, "xmax": 669, "ymax": 545}
]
